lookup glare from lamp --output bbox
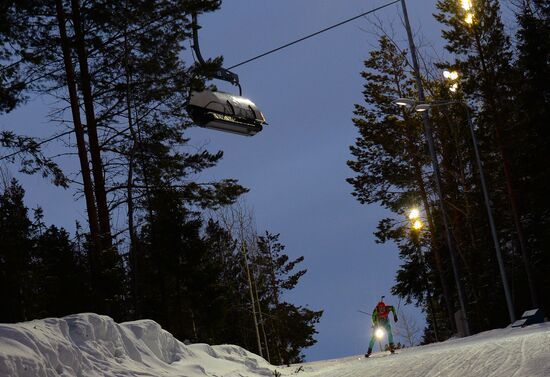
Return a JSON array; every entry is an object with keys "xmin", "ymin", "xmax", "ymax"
[
  {"xmin": 443, "ymin": 70, "xmax": 459, "ymax": 81},
  {"xmin": 413, "ymin": 220, "xmax": 424, "ymax": 231},
  {"xmin": 465, "ymin": 12, "xmax": 474, "ymax": 24},
  {"xmin": 375, "ymin": 327, "xmax": 385, "ymax": 340},
  {"xmin": 409, "ymin": 208, "xmax": 420, "ymax": 220},
  {"xmin": 461, "ymin": 0, "xmax": 472, "ymax": 11},
  {"xmin": 449, "ymin": 83, "xmax": 459, "ymax": 93}
]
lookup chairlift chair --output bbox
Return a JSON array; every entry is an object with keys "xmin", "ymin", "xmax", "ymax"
[
  {"xmin": 188, "ymin": 13, "xmax": 267, "ymax": 136},
  {"xmin": 188, "ymin": 90, "xmax": 266, "ymax": 136}
]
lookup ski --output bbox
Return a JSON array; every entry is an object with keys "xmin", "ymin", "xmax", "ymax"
[{"xmin": 364, "ymin": 352, "xmax": 398, "ymax": 359}]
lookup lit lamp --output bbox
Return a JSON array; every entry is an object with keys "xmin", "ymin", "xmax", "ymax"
[
  {"xmin": 461, "ymin": 0, "xmax": 472, "ymax": 11},
  {"xmin": 443, "ymin": 70, "xmax": 459, "ymax": 80},
  {"xmin": 412, "ymin": 219, "xmax": 424, "ymax": 231},
  {"xmin": 408, "ymin": 208, "xmax": 420, "ymax": 220},
  {"xmin": 408, "ymin": 208, "xmax": 424, "ymax": 231},
  {"xmin": 460, "ymin": 0, "xmax": 475, "ymax": 25},
  {"xmin": 443, "ymin": 70, "xmax": 460, "ymax": 93}
]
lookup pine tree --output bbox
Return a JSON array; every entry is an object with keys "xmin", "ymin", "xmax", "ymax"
[
  {"xmin": 3, "ymin": 0, "xmax": 244, "ymax": 316},
  {"xmin": 0, "ymin": 2, "xmax": 27, "ymax": 113},
  {"xmin": 512, "ymin": 0, "xmax": 550, "ymax": 315},
  {"xmin": 254, "ymin": 232, "xmax": 322, "ymax": 365},
  {"xmin": 31, "ymin": 225, "xmax": 91, "ymax": 318},
  {"xmin": 0, "ymin": 180, "xmax": 33, "ymax": 322},
  {"xmin": 435, "ymin": 0, "xmax": 540, "ymax": 314},
  {"xmin": 0, "ymin": 179, "xmax": 96, "ymax": 322},
  {"xmin": 347, "ymin": 35, "xmax": 460, "ymax": 335}
]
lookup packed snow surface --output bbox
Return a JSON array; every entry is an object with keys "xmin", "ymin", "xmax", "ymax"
[{"xmin": 0, "ymin": 313, "xmax": 549, "ymax": 377}]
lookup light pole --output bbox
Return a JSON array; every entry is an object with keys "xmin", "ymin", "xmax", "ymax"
[
  {"xmin": 399, "ymin": 0, "xmax": 471, "ymax": 336},
  {"xmin": 400, "ymin": 98, "xmax": 516, "ymax": 324},
  {"xmin": 408, "ymin": 208, "xmax": 440, "ymax": 342}
]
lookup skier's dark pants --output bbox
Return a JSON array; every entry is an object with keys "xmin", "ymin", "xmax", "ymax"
[{"xmin": 368, "ymin": 318, "xmax": 394, "ymax": 351}]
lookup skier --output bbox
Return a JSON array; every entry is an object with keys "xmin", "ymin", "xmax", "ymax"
[{"xmin": 365, "ymin": 297, "xmax": 398, "ymax": 357}]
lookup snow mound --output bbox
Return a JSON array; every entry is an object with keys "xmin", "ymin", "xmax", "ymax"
[{"xmin": 0, "ymin": 313, "xmax": 274, "ymax": 377}]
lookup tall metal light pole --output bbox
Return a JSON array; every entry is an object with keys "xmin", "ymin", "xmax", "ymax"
[
  {"xmin": 426, "ymin": 101, "xmax": 516, "ymax": 323},
  {"xmin": 399, "ymin": 0, "xmax": 471, "ymax": 336},
  {"xmin": 463, "ymin": 104, "xmax": 516, "ymax": 323},
  {"xmin": 397, "ymin": 99, "xmax": 517, "ymax": 325},
  {"xmin": 408, "ymin": 209, "xmax": 440, "ymax": 342}
]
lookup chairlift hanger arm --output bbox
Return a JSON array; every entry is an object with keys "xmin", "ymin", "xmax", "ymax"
[
  {"xmin": 191, "ymin": 12, "xmax": 241, "ymax": 90},
  {"xmin": 187, "ymin": 13, "xmax": 264, "ymax": 137}
]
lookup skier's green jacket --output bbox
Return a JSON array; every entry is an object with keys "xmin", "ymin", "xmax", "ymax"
[{"xmin": 372, "ymin": 301, "xmax": 398, "ymax": 324}]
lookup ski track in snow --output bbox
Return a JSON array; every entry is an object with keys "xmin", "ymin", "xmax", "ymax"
[
  {"xmin": 277, "ymin": 324, "xmax": 550, "ymax": 377},
  {"xmin": 0, "ymin": 313, "xmax": 549, "ymax": 376}
]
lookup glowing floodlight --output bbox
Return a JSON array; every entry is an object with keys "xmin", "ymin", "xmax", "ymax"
[
  {"xmin": 443, "ymin": 70, "xmax": 459, "ymax": 80},
  {"xmin": 409, "ymin": 208, "xmax": 420, "ymax": 220},
  {"xmin": 413, "ymin": 220, "xmax": 424, "ymax": 231},
  {"xmin": 461, "ymin": 0, "xmax": 472, "ymax": 11}
]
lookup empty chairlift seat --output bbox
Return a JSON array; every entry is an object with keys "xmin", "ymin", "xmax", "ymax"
[{"xmin": 188, "ymin": 90, "xmax": 267, "ymax": 136}]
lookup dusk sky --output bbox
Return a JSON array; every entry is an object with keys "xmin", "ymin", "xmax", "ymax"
[{"xmin": 2, "ymin": 0, "xmax": 451, "ymax": 361}]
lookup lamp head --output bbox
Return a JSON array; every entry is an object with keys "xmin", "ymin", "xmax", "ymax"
[
  {"xmin": 414, "ymin": 103, "xmax": 431, "ymax": 112},
  {"xmin": 393, "ymin": 98, "xmax": 416, "ymax": 108}
]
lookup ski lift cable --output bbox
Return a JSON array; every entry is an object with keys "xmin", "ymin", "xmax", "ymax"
[
  {"xmin": 1, "ymin": 1, "xmax": 401, "ymax": 152},
  {"xmin": 227, "ymin": 0, "xmax": 400, "ymax": 70}
]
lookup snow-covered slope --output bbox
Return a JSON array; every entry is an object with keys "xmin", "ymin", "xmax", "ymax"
[
  {"xmin": 283, "ymin": 322, "xmax": 550, "ymax": 377},
  {"xmin": 1, "ymin": 313, "xmax": 549, "ymax": 377},
  {"xmin": 0, "ymin": 313, "xmax": 274, "ymax": 376}
]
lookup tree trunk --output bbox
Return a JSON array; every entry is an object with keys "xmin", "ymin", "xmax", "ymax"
[
  {"xmin": 54, "ymin": 0, "xmax": 101, "ymax": 309},
  {"xmin": 242, "ymin": 243, "xmax": 263, "ymax": 358},
  {"xmin": 124, "ymin": 26, "xmax": 140, "ymax": 318},
  {"xmin": 69, "ymin": 0, "xmax": 112, "ymax": 248},
  {"xmin": 252, "ymin": 264, "xmax": 270, "ymax": 363}
]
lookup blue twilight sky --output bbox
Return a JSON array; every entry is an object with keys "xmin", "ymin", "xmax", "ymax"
[{"xmin": 1, "ymin": 1, "xmax": 448, "ymax": 362}]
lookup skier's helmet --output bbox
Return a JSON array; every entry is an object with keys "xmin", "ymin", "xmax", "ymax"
[{"xmin": 376, "ymin": 301, "xmax": 387, "ymax": 317}]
